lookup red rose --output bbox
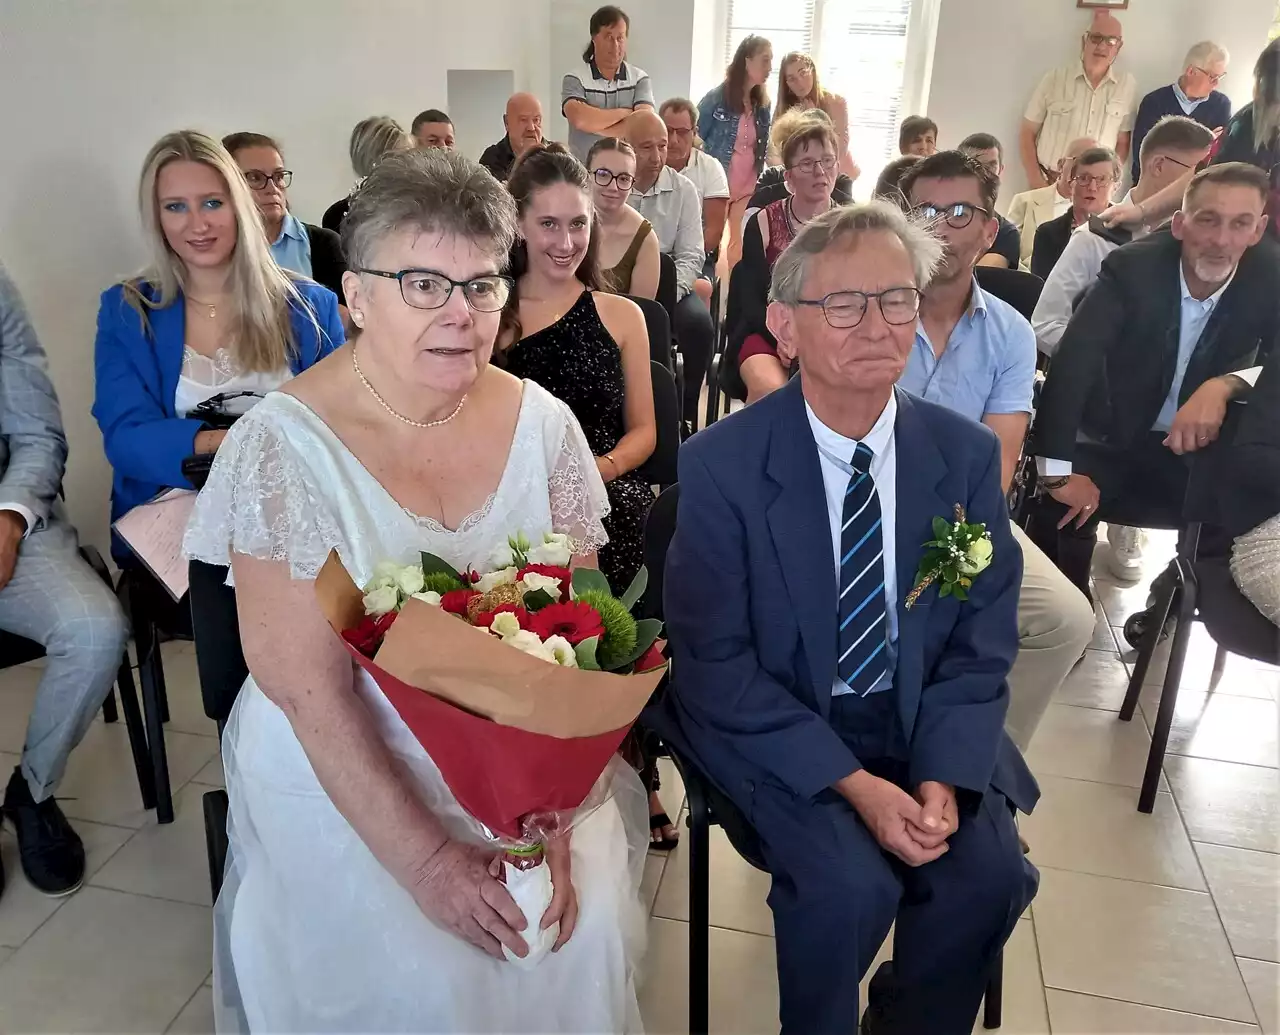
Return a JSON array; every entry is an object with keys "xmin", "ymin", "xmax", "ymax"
[
  {"xmin": 517, "ymin": 563, "xmax": 573, "ymax": 601},
  {"xmin": 474, "ymin": 603, "xmax": 532, "ymax": 630},
  {"xmin": 527, "ymin": 600, "xmax": 604, "ymax": 645},
  {"xmin": 342, "ymin": 610, "xmax": 398, "ymax": 657},
  {"xmin": 440, "ymin": 588, "xmax": 481, "ymax": 617},
  {"xmin": 634, "ymin": 641, "xmax": 667, "ymax": 673}
]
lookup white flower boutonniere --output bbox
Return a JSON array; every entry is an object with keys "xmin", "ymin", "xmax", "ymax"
[{"xmin": 906, "ymin": 504, "xmax": 993, "ymax": 609}]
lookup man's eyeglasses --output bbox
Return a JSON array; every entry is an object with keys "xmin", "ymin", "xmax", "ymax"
[
  {"xmin": 1087, "ymin": 32, "xmax": 1122, "ymax": 47},
  {"xmin": 788, "ymin": 155, "xmax": 838, "ymax": 176},
  {"xmin": 792, "ymin": 287, "xmax": 924, "ymax": 329},
  {"xmin": 243, "ymin": 170, "xmax": 293, "ymax": 190},
  {"xmin": 1192, "ymin": 65, "xmax": 1225, "ymax": 86},
  {"xmin": 667, "ymin": 127, "xmax": 694, "ymax": 141},
  {"xmin": 592, "ymin": 168, "xmax": 636, "ymax": 191},
  {"xmin": 911, "ymin": 202, "xmax": 991, "ymax": 230},
  {"xmin": 1073, "ymin": 173, "xmax": 1115, "ymax": 189},
  {"xmin": 357, "ymin": 268, "xmax": 512, "ymax": 312},
  {"xmin": 1158, "ymin": 154, "xmax": 1195, "ymax": 171}
]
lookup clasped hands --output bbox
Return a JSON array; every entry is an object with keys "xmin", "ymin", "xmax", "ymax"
[{"xmin": 840, "ymin": 770, "xmax": 958, "ymax": 867}]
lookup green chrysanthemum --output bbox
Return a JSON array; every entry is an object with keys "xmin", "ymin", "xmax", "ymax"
[
  {"xmin": 577, "ymin": 588, "xmax": 637, "ymax": 669},
  {"xmin": 421, "ymin": 571, "xmax": 465, "ymax": 595}
]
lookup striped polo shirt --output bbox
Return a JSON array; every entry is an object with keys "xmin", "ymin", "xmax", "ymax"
[
  {"xmin": 561, "ymin": 58, "xmax": 655, "ymax": 161},
  {"xmin": 1024, "ymin": 61, "xmax": 1138, "ymax": 173}
]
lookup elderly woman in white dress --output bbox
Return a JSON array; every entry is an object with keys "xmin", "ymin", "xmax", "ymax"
[{"xmin": 184, "ymin": 149, "xmax": 648, "ymax": 1032}]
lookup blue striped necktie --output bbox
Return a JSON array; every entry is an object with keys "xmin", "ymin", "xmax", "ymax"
[{"xmin": 837, "ymin": 442, "xmax": 888, "ymax": 696}]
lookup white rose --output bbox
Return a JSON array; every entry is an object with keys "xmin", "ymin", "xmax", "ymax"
[
  {"xmin": 485, "ymin": 542, "xmax": 515, "ymax": 571},
  {"xmin": 369, "ymin": 560, "xmax": 403, "ymax": 590},
  {"xmin": 411, "ymin": 590, "xmax": 442, "ymax": 606},
  {"xmin": 958, "ymin": 536, "xmax": 994, "ymax": 576},
  {"xmin": 362, "ymin": 584, "xmax": 400, "ymax": 616},
  {"xmin": 489, "ymin": 610, "xmax": 523, "ymax": 638},
  {"xmin": 505, "ymin": 629, "xmax": 556, "ymax": 663},
  {"xmin": 397, "ymin": 566, "xmax": 426, "ymax": 596},
  {"xmin": 542, "ymin": 634, "xmax": 579, "ymax": 668},
  {"xmin": 475, "ymin": 566, "xmax": 518, "ymax": 593},
  {"xmin": 526, "ymin": 536, "xmax": 572, "ymax": 567},
  {"xmin": 518, "ymin": 571, "xmax": 563, "ymax": 602}
]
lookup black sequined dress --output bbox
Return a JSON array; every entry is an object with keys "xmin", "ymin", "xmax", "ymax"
[{"xmin": 504, "ymin": 292, "xmax": 652, "ymax": 593}]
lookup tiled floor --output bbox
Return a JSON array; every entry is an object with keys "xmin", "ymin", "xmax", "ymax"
[{"xmin": 0, "ymin": 529, "xmax": 1276, "ymax": 1033}]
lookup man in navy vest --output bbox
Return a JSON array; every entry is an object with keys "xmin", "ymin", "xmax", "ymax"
[{"xmin": 1131, "ymin": 41, "xmax": 1231, "ymax": 184}]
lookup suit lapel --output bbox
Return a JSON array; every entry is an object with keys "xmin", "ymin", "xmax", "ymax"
[{"xmin": 765, "ymin": 379, "xmax": 838, "ymax": 715}]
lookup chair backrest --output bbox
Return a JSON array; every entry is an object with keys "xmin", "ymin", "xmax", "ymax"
[
  {"xmin": 188, "ymin": 560, "xmax": 248, "ymax": 731},
  {"xmin": 720, "ymin": 265, "xmax": 749, "ymax": 402},
  {"xmin": 637, "ymin": 362, "xmax": 681, "ymax": 489},
  {"xmin": 974, "ymin": 265, "xmax": 1044, "ymax": 321},
  {"xmin": 656, "ymin": 252, "xmax": 678, "ymax": 324},
  {"xmin": 625, "ymin": 294, "xmax": 673, "ymax": 370},
  {"xmin": 640, "ymin": 483, "xmax": 679, "ymax": 621}
]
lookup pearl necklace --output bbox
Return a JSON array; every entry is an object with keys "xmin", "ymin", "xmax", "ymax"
[{"xmin": 352, "ymin": 347, "xmax": 466, "ymax": 429}]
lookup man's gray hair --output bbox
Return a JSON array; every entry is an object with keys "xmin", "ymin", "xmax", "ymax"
[
  {"xmin": 1183, "ymin": 40, "xmax": 1229, "ymax": 71},
  {"xmin": 769, "ymin": 201, "xmax": 944, "ymax": 304},
  {"xmin": 342, "ymin": 149, "xmax": 517, "ymax": 270}
]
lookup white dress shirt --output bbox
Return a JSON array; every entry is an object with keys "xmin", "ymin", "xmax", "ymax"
[
  {"xmin": 805, "ymin": 393, "xmax": 899, "ymax": 697},
  {"xmin": 672, "ymin": 148, "xmax": 730, "ymax": 203}
]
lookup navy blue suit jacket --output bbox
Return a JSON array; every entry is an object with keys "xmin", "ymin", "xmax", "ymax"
[
  {"xmin": 652, "ymin": 380, "xmax": 1038, "ymax": 818},
  {"xmin": 93, "ymin": 278, "xmax": 343, "ymax": 523}
]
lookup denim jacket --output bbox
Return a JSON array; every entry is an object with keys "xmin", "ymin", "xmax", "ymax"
[{"xmin": 696, "ymin": 83, "xmax": 771, "ymax": 175}]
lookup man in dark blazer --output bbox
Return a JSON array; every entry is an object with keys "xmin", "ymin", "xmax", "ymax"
[
  {"xmin": 1028, "ymin": 163, "xmax": 1279, "ymax": 596},
  {"xmin": 1029, "ymin": 145, "xmax": 1120, "ymax": 280},
  {"xmin": 652, "ymin": 202, "xmax": 1039, "ymax": 1035}
]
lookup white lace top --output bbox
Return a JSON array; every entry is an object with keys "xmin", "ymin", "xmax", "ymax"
[
  {"xmin": 182, "ymin": 380, "xmax": 610, "ymax": 587},
  {"xmin": 175, "ymin": 346, "xmax": 292, "ymax": 417}
]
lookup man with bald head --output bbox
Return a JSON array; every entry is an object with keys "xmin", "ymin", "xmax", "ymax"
[
  {"xmin": 1005, "ymin": 136, "xmax": 1097, "ymax": 271},
  {"xmin": 1019, "ymin": 12, "xmax": 1137, "ymax": 189},
  {"xmin": 479, "ymin": 92, "xmax": 545, "ymax": 180},
  {"xmin": 627, "ymin": 108, "xmax": 712, "ymax": 432}
]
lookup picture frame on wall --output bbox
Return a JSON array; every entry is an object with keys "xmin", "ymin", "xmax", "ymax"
[{"xmin": 1077, "ymin": 0, "xmax": 1129, "ymax": 7}]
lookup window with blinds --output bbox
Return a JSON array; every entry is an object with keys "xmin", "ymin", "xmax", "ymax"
[{"xmin": 725, "ymin": 0, "xmax": 917, "ymax": 173}]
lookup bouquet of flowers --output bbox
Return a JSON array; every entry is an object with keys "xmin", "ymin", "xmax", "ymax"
[{"xmin": 315, "ymin": 531, "xmax": 667, "ymax": 968}]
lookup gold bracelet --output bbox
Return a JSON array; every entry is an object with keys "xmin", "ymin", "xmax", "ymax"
[{"xmin": 603, "ymin": 453, "xmax": 619, "ymax": 473}]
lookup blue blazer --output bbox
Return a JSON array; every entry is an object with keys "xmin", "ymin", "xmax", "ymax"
[
  {"xmin": 649, "ymin": 379, "xmax": 1039, "ymax": 818},
  {"xmin": 93, "ymin": 277, "xmax": 343, "ymax": 523}
]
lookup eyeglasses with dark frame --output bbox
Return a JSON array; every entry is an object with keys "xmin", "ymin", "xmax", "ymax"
[
  {"xmin": 1157, "ymin": 153, "xmax": 1196, "ymax": 171},
  {"xmin": 243, "ymin": 170, "xmax": 293, "ymax": 191},
  {"xmin": 1086, "ymin": 32, "xmax": 1122, "ymax": 47},
  {"xmin": 666, "ymin": 127, "xmax": 694, "ymax": 140},
  {"xmin": 911, "ymin": 202, "xmax": 992, "ymax": 230},
  {"xmin": 1192, "ymin": 65, "xmax": 1225, "ymax": 86},
  {"xmin": 591, "ymin": 167, "xmax": 636, "ymax": 191},
  {"xmin": 788, "ymin": 154, "xmax": 839, "ymax": 176},
  {"xmin": 1072, "ymin": 172, "xmax": 1116, "ymax": 189},
  {"xmin": 356, "ymin": 268, "xmax": 512, "ymax": 312},
  {"xmin": 792, "ymin": 287, "xmax": 924, "ymax": 329}
]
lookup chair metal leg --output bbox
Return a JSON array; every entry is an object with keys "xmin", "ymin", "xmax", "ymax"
[
  {"xmin": 1139, "ymin": 562, "xmax": 1196, "ymax": 814},
  {"xmin": 115, "ymin": 649, "xmax": 156, "ymax": 811},
  {"xmin": 1208, "ymin": 643, "xmax": 1229, "ymax": 692},
  {"xmin": 983, "ymin": 952, "xmax": 1004, "ymax": 1029},
  {"xmin": 687, "ymin": 804, "xmax": 711, "ymax": 1035},
  {"xmin": 1119, "ymin": 562, "xmax": 1178, "ymax": 722},
  {"xmin": 101, "ymin": 687, "xmax": 119, "ymax": 723},
  {"xmin": 126, "ymin": 575, "xmax": 174, "ymax": 824}
]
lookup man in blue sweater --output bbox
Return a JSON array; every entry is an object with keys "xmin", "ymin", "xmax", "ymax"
[{"xmin": 1132, "ymin": 41, "xmax": 1231, "ymax": 183}]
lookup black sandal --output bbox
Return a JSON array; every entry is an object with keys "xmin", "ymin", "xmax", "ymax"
[{"xmin": 649, "ymin": 811, "xmax": 680, "ymax": 852}]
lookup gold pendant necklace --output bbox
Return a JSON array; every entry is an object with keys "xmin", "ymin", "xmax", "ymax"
[
  {"xmin": 187, "ymin": 296, "xmax": 217, "ymax": 319},
  {"xmin": 352, "ymin": 347, "xmax": 466, "ymax": 429}
]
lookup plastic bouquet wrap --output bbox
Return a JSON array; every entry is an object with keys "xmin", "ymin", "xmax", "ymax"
[{"xmin": 315, "ymin": 531, "xmax": 666, "ymax": 968}]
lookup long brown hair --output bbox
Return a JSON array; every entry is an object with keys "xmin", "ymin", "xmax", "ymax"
[
  {"xmin": 775, "ymin": 51, "xmax": 828, "ymax": 122},
  {"xmin": 498, "ymin": 143, "xmax": 603, "ymax": 346},
  {"xmin": 724, "ymin": 35, "xmax": 771, "ymax": 114}
]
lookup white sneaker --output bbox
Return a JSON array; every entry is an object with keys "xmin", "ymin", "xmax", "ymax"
[{"xmin": 1108, "ymin": 525, "xmax": 1146, "ymax": 582}]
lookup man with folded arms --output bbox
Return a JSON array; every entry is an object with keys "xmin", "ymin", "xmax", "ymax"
[{"xmin": 654, "ymin": 202, "xmax": 1038, "ymax": 1034}]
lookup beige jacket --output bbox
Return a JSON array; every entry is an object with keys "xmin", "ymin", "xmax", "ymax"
[{"xmin": 1005, "ymin": 184, "xmax": 1070, "ymax": 272}]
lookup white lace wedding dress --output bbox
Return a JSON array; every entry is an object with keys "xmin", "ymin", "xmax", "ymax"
[{"xmin": 184, "ymin": 381, "xmax": 649, "ymax": 1033}]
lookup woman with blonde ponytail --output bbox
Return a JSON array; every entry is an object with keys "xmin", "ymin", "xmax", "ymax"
[{"xmin": 93, "ymin": 129, "xmax": 343, "ymax": 541}]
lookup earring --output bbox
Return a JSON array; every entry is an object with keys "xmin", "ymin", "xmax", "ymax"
[{"xmin": 351, "ymin": 310, "xmax": 365, "ymax": 326}]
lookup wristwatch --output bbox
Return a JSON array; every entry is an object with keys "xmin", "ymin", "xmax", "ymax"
[{"xmin": 1039, "ymin": 475, "xmax": 1071, "ymax": 491}]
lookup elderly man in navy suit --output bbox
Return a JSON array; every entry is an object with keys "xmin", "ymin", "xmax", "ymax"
[{"xmin": 654, "ymin": 202, "xmax": 1039, "ymax": 1034}]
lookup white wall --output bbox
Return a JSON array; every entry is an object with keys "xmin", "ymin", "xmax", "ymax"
[
  {"xmin": 925, "ymin": 0, "xmax": 1275, "ymax": 196},
  {"xmin": 0, "ymin": 0, "xmax": 550, "ymax": 551}
]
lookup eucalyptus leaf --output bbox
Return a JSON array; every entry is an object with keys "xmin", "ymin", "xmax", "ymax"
[
  {"xmin": 421, "ymin": 552, "xmax": 464, "ymax": 585},
  {"xmin": 620, "ymin": 566, "xmax": 649, "ymax": 612},
  {"xmin": 574, "ymin": 636, "xmax": 601, "ymax": 671},
  {"xmin": 571, "ymin": 567, "xmax": 612, "ymax": 599}
]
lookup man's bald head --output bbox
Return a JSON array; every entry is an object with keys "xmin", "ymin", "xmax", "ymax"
[
  {"xmin": 1083, "ymin": 11, "xmax": 1124, "ymax": 76},
  {"xmin": 627, "ymin": 110, "xmax": 669, "ymax": 190},
  {"xmin": 504, "ymin": 92, "xmax": 544, "ymax": 155}
]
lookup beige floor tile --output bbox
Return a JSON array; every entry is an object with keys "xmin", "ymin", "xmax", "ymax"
[
  {"xmin": 654, "ymin": 756, "xmax": 686, "ymax": 819},
  {"xmin": 1238, "ymin": 958, "xmax": 1279, "ymax": 1035},
  {"xmin": 166, "ymin": 985, "xmax": 214, "ymax": 1034},
  {"xmin": 638, "ymin": 916, "xmax": 778, "ymax": 1035},
  {"xmin": 0, "ymin": 664, "xmax": 41, "ymax": 754},
  {"xmin": 1196, "ymin": 844, "xmax": 1280, "ymax": 963},
  {"xmin": 1141, "ymin": 690, "xmax": 1278, "ymax": 769},
  {"xmin": 1090, "ymin": 604, "xmax": 1120, "ymax": 652},
  {"xmin": 0, "ymin": 887, "xmax": 211, "ymax": 1034},
  {"xmin": 1164, "ymin": 755, "xmax": 1280, "ymax": 855},
  {"xmin": 1144, "ymin": 625, "xmax": 1279, "ymax": 702},
  {"xmin": 155, "ymin": 643, "xmax": 220, "ymax": 738},
  {"xmin": 0, "ymin": 945, "xmax": 11, "ymax": 968},
  {"xmin": 1045, "ymin": 988, "xmax": 1260, "ymax": 1032},
  {"xmin": 971, "ymin": 919, "xmax": 1050, "ymax": 1035},
  {"xmin": 0, "ymin": 749, "xmax": 18, "ymax": 774},
  {"xmin": 1020, "ymin": 775, "xmax": 1205, "ymax": 890},
  {"xmin": 1095, "ymin": 578, "xmax": 1159, "ymax": 627},
  {"xmin": 191, "ymin": 753, "xmax": 224, "ymax": 788},
  {"xmin": 90, "ymin": 784, "xmax": 213, "ymax": 907},
  {"xmin": 0, "ymin": 819, "xmax": 135, "ymax": 948},
  {"xmin": 1034, "ymin": 867, "xmax": 1255, "ymax": 1022},
  {"xmin": 651, "ymin": 822, "xmax": 773, "ymax": 936},
  {"xmin": 641, "ymin": 852, "xmax": 667, "ymax": 914},
  {"xmin": 1025, "ymin": 704, "xmax": 1167, "ymax": 790},
  {"xmin": 1052, "ymin": 649, "xmax": 1133, "ymax": 711}
]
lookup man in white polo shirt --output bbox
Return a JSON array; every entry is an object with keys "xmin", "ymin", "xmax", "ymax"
[
  {"xmin": 661, "ymin": 97, "xmax": 730, "ymax": 267},
  {"xmin": 562, "ymin": 5, "xmax": 655, "ymax": 162}
]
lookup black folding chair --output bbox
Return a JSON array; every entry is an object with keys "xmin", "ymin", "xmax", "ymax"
[
  {"xmin": 657, "ymin": 253, "xmax": 678, "ymax": 325},
  {"xmin": 637, "ymin": 362, "xmax": 681, "ymax": 490},
  {"xmin": 625, "ymin": 294, "xmax": 674, "ymax": 371},
  {"xmin": 974, "ymin": 266, "xmax": 1044, "ymax": 321}
]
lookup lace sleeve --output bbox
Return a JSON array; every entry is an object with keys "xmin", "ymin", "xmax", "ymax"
[
  {"xmin": 183, "ymin": 413, "xmax": 344, "ymax": 583},
  {"xmin": 544, "ymin": 397, "xmax": 611, "ymax": 555}
]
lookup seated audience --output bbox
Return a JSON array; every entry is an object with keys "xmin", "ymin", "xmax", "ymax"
[
  {"xmin": 1131, "ymin": 41, "xmax": 1230, "ymax": 183},
  {"xmin": 958, "ymin": 133, "xmax": 1021, "ymax": 269},
  {"xmin": 1030, "ymin": 145, "xmax": 1119, "ymax": 281},
  {"xmin": 94, "ymin": 131, "xmax": 343, "ymax": 545},
  {"xmin": 322, "ymin": 115, "xmax": 411, "ymax": 233},
  {"xmin": 0, "ymin": 263, "xmax": 128, "ymax": 900},
  {"xmin": 1027, "ymin": 164, "xmax": 1279, "ymax": 600},
  {"xmin": 731, "ymin": 111, "xmax": 839, "ymax": 404},
  {"xmin": 660, "ymin": 97, "xmax": 730, "ymax": 264},
  {"xmin": 872, "ymin": 154, "xmax": 921, "ymax": 203},
  {"xmin": 747, "ymin": 108, "xmax": 853, "ymax": 216},
  {"xmin": 562, "ymin": 4, "xmax": 654, "ymax": 162},
  {"xmin": 588, "ymin": 137, "xmax": 660, "ymax": 298},
  {"xmin": 182, "ymin": 148, "xmax": 648, "ymax": 1030},
  {"xmin": 899, "ymin": 114, "xmax": 938, "ymax": 157},
  {"xmin": 651, "ymin": 202, "xmax": 1039, "ymax": 1035},
  {"xmin": 223, "ymin": 132, "xmax": 347, "ymax": 301},
  {"xmin": 1005, "ymin": 136, "xmax": 1097, "ymax": 271},
  {"xmin": 893, "ymin": 150, "xmax": 1094, "ymax": 750},
  {"xmin": 479, "ymin": 92, "xmax": 544, "ymax": 181},
  {"xmin": 411, "ymin": 109, "xmax": 455, "ymax": 150},
  {"xmin": 626, "ymin": 110, "xmax": 713, "ymax": 431},
  {"xmin": 772, "ymin": 51, "xmax": 860, "ymax": 179},
  {"xmin": 697, "ymin": 35, "xmax": 774, "ymax": 266}
]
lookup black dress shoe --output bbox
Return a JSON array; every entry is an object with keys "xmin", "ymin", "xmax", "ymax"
[{"xmin": 1, "ymin": 767, "xmax": 85, "ymax": 896}]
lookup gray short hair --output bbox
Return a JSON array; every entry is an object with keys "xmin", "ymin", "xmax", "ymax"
[
  {"xmin": 1184, "ymin": 40, "xmax": 1229, "ymax": 71},
  {"xmin": 349, "ymin": 115, "xmax": 411, "ymax": 179},
  {"xmin": 769, "ymin": 201, "xmax": 944, "ymax": 304},
  {"xmin": 342, "ymin": 149, "xmax": 517, "ymax": 270}
]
